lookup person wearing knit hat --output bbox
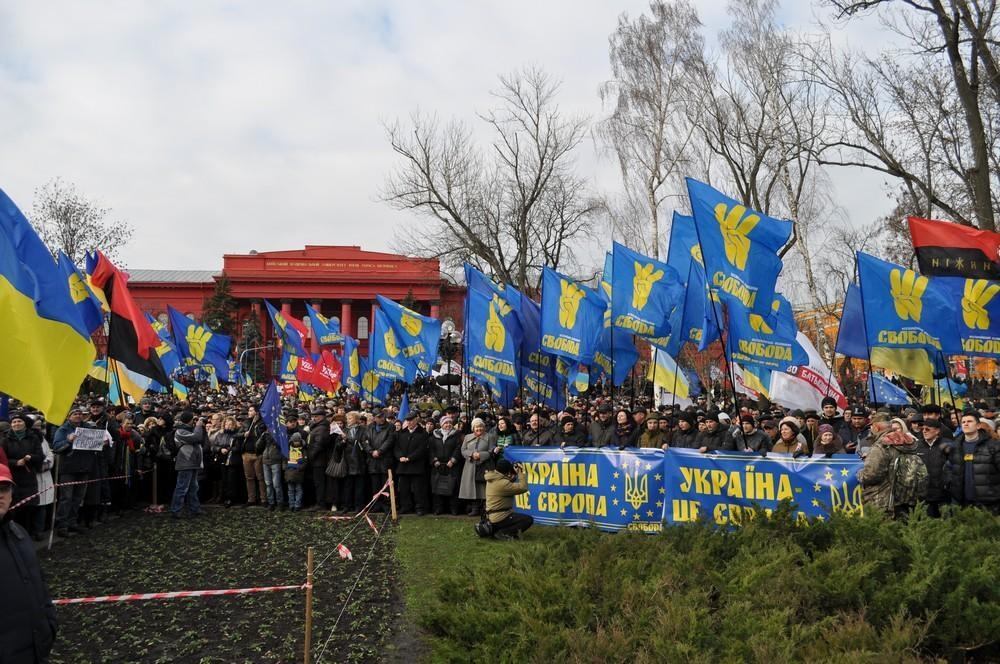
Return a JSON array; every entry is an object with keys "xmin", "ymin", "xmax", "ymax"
[
  {"xmin": 734, "ymin": 415, "xmax": 770, "ymax": 454},
  {"xmin": 813, "ymin": 423, "xmax": 847, "ymax": 457},
  {"xmin": 695, "ymin": 411, "xmax": 736, "ymax": 453},
  {"xmin": 673, "ymin": 411, "xmax": 699, "ymax": 449}
]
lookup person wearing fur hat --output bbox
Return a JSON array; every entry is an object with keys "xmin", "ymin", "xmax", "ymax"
[{"xmin": 458, "ymin": 418, "xmax": 492, "ymax": 516}]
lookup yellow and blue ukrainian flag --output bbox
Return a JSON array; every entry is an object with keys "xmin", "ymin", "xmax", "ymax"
[{"xmin": 0, "ymin": 188, "xmax": 96, "ymax": 422}]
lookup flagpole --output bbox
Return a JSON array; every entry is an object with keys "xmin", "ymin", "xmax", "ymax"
[
  {"xmin": 823, "ymin": 287, "xmax": 848, "ymax": 401},
  {"xmin": 854, "ymin": 255, "xmax": 878, "ymax": 412},
  {"xmin": 940, "ymin": 351, "xmax": 957, "ymax": 409}
]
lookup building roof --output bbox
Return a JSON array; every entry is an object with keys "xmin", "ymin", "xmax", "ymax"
[{"xmin": 127, "ymin": 269, "xmax": 218, "ymax": 284}]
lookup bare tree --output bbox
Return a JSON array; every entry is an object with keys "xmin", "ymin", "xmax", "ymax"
[
  {"xmin": 382, "ymin": 67, "xmax": 597, "ymax": 290},
  {"xmin": 816, "ymin": 0, "xmax": 1000, "ymax": 230},
  {"xmin": 30, "ymin": 178, "xmax": 133, "ymax": 266},
  {"xmin": 597, "ymin": 0, "xmax": 704, "ymax": 258}
]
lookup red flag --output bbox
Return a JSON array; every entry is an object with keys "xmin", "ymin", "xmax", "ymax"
[
  {"xmin": 908, "ymin": 216, "xmax": 1000, "ymax": 278},
  {"xmin": 319, "ymin": 349, "xmax": 342, "ymax": 393},
  {"xmin": 284, "ymin": 310, "xmax": 309, "ymax": 342},
  {"xmin": 295, "ymin": 354, "xmax": 320, "ymax": 387},
  {"xmin": 88, "ymin": 251, "xmax": 168, "ymax": 384}
]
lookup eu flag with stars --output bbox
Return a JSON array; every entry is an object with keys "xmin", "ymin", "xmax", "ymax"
[
  {"xmin": 868, "ymin": 373, "xmax": 912, "ymax": 406},
  {"xmin": 260, "ymin": 380, "xmax": 289, "ymax": 458}
]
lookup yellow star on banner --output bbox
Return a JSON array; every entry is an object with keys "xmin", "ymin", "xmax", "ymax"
[
  {"xmin": 811, "ymin": 499, "xmax": 820, "ymax": 507},
  {"xmin": 840, "ymin": 468, "xmax": 849, "ymax": 477},
  {"xmin": 654, "ymin": 473, "xmax": 662, "ymax": 481},
  {"xmin": 633, "ymin": 513, "xmax": 640, "ymax": 520},
  {"xmin": 816, "ymin": 515, "xmax": 826, "ymax": 522},
  {"xmin": 621, "ymin": 508, "xmax": 628, "ymax": 516},
  {"xmin": 645, "ymin": 463, "xmax": 652, "ymax": 471},
  {"xmin": 824, "ymin": 471, "xmax": 834, "ymax": 482},
  {"xmin": 612, "ymin": 498, "xmax": 619, "ymax": 506},
  {"xmin": 814, "ymin": 483, "xmax": 821, "ymax": 492},
  {"xmin": 658, "ymin": 487, "xmax": 666, "ymax": 495},
  {"xmin": 795, "ymin": 488, "xmax": 802, "ymax": 494},
  {"xmin": 646, "ymin": 510, "xmax": 654, "ymax": 517},
  {"xmin": 610, "ymin": 484, "xmax": 617, "ymax": 492},
  {"xmin": 613, "ymin": 471, "xmax": 620, "ymax": 479},
  {"xmin": 655, "ymin": 501, "xmax": 663, "ymax": 508}
]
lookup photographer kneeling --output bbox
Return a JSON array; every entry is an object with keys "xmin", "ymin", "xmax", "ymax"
[{"xmin": 484, "ymin": 459, "xmax": 533, "ymax": 540}]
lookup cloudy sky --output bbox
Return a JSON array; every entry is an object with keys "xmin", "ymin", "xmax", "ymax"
[{"xmin": 0, "ymin": 1, "xmax": 892, "ymax": 272}]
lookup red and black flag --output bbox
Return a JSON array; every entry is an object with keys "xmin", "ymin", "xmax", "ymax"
[
  {"xmin": 908, "ymin": 216, "xmax": 1000, "ymax": 279},
  {"xmin": 88, "ymin": 251, "xmax": 169, "ymax": 385}
]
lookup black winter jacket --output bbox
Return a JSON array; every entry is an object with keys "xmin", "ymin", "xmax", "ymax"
[
  {"xmin": 696, "ymin": 427, "xmax": 736, "ymax": 452},
  {"xmin": 915, "ymin": 435, "xmax": 953, "ymax": 503},
  {"xmin": 394, "ymin": 427, "xmax": 429, "ymax": 476},
  {"xmin": 672, "ymin": 427, "xmax": 700, "ymax": 449},
  {"xmin": 945, "ymin": 432, "xmax": 1000, "ymax": 505},
  {"xmin": 365, "ymin": 424, "xmax": 395, "ymax": 474},
  {"xmin": 0, "ymin": 520, "xmax": 57, "ymax": 663}
]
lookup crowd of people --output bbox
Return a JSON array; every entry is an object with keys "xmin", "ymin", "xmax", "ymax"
[
  {"xmin": 3, "ymin": 380, "xmax": 1000, "ymax": 662},
  {"xmin": 1, "ymin": 383, "xmax": 999, "ymax": 542}
]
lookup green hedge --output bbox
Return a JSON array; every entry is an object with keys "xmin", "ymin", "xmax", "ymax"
[{"xmin": 419, "ymin": 506, "xmax": 1000, "ymax": 662}]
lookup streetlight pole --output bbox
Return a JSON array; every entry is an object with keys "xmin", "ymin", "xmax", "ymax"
[{"xmin": 239, "ymin": 344, "xmax": 273, "ymax": 383}]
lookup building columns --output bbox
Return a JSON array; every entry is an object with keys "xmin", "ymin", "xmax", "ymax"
[
  {"xmin": 430, "ymin": 300, "xmax": 440, "ymax": 320},
  {"xmin": 309, "ymin": 299, "xmax": 322, "ymax": 354},
  {"xmin": 340, "ymin": 300, "xmax": 352, "ymax": 339}
]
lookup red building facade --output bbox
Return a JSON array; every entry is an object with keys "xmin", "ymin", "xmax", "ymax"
[{"xmin": 127, "ymin": 245, "xmax": 465, "ymax": 377}]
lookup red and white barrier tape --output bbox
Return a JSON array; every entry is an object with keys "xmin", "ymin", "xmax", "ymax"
[
  {"xmin": 9, "ymin": 469, "xmax": 152, "ymax": 513},
  {"xmin": 315, "ymin": 480, "xmax": 390, "ymax": 521},
  {"xmin": 53, "ymin": 582, "xmax": 310, "ymax": 606}
]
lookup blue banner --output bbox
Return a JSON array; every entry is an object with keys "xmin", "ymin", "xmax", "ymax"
[
  {"xmin": 305, "ymin": 303, "xmax": 343, "ymax": 346},
  {"xmin": 503, "ymin": 447, "xmax": 668, "ymax": 533},
  {"xmin": 502, "ymin": 447, "xmax": 864, "ymax": 532},
  {"xmin": 540, "ymin": 266, "xmax": 606, "ymax": 363},
  {"xmin": 610, "ymin": 241, "xmax": 684, "ymax": 343}
]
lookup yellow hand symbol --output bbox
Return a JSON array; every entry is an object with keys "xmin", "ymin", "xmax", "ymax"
[
  {"xmin": 348, "ymin": 349, "xmax": 359, "ymax": 377},
  {"xmin": 485, "ymin": 296, "xmax": 507, "ymax": 352},
  {"xmin": 68, "ymin": 273, "xmax": 90, "ymax": 304},
  {"xmin": 400, "ymin": 312, "xmax": 422, "ymax": 336},
  {"xmin": 962, "ymin": 279, "xmax": 1000, "ymax": 330},
  {"xmin": 749, "ymin": 314, "xmax": 773, "ymax": 335},
  {"xmin": 559, "ymin": 279, "xmax": 586, "ymax": 328},
  {"xmin": 632, "ymin": 262, "xmax": 665, "ymax": 310},
  {"xmin": 714, "ymin": 203, "xmax": 760, "ymax": 270},
  {"xmin": 186, "ymin": 324, "xmax": 212, "ymax": 361},
  {"xmin": 690, "ymin": 245, "xmax": 703, "ymax": 266},
  {"xmin": 362, "ymin": 370, "xmax": 380, "ymax": 393},
  {"xmin": 889, "ymin": 268, "xmax": 927, "ymax": 322},
  {"xmin": 384, "ymin": 329, "xmax": 401, "ymax": 357}
]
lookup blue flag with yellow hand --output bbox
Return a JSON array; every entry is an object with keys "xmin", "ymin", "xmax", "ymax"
[
  {"xmin": 359, "ymin": 354, "xmax": 390, "ymax": 405},
  {"xmin": 540, "ymin": 266, "xmax": 606, "ymax": 363},
  {"xmin": 591, "ymin": 308, "xmax": 639, "ymax": 387},
  {"xmin": 857, "ymin": 252, "xmax": 957, "ymax": 353},
  {"xmin": 265, "ymin": 300, "xmax": 307, "ymax": 357},
  {"xmin": 940, "ymin": 277, "xmax": 1000, "ymax": 357},
  {"xmin": 370, "ymin": 307, "xmax": 418, "ymax": 383},
  {"xmin": 167, "ymin": 306, "xmax": 233, "ymax": 381},
  {"xmin": 686, "ymin": 178, "xmax": 790, "ymax": 315},
  {"xmin": 376, "ymin": 295, "xmax": 441, "ymax": 375},
  {"xmin": 727, "ymin": 294, "xmax": 808, "ymax": 372},
  {"xmin": 341, "ymin": 335, "xmax": 361, "ymax": 392},
  {"xmin": 465, "ymin": 283, "xmax": 519, "ymax": 386},
  {"xmin": 57, "ymin": 251, "xmax": 104, "ymax": 335},
  {"xmin": 144, "ymin": 313, "xmax": 182, "ymax": 379},
  {"xmin": 666, "ymin": 212, "xmax": 720, "ymax": 351},
  {"xmin": 610, "ymin": 241, "xmax": 684, "ymax": 344},
  {"xmin": 304, "ymin": 303, "xmax": 342, "ymax": 346},
  {"xmin": 0, "ymin": 188, "xmax": 96, "ymax": 422},
  {"xmin": 279, "ymin": 348, "xmax": 299, "ymax": 382},
  {"xmin": 260, "ymin": 381, "xmax": 289, "ymax": 458}
]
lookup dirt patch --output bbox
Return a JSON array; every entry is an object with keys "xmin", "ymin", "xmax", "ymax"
[{"xmin": 39, "ymin": 507, "xmax": 399, "ymax": 663}]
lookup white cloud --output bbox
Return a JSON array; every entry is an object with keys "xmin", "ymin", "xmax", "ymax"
[{"xmin": 0, "ymin": 0, "xmax": 894, "ymax": 271}]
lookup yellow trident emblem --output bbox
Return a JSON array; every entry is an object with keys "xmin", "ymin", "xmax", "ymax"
[{"xmin": 623, "ymin": 458, "xmax": 649, "ymax": 510}]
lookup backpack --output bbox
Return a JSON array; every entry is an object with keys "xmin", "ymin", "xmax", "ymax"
[{"xmin": 889, "ymin": 449, "xmax": 928, "ymax": 507}]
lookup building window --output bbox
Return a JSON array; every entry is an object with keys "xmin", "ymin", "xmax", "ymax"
[{"xmin": 357, "ymin": 316, "xmax": 369, "ymax": 340}]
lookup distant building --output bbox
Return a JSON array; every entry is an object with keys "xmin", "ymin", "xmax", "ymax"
[{"xmin": 126, "ymin": 245, "xmax": 465, "ymax": 378}]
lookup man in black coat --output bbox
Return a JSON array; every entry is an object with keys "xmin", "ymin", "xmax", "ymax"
[
  {"xmin": 695, "ymin": 412, "xmax": 736, "ymax": 452},
  {"xmin": 365, "ymin": 410, "xmax": 396, "ymax": 513},
  {"xmin": 394, "ymin": 413, "xmax": 429, "ymax": 515},
  {"xmin": 945, "ymin": 411, "xmax": 1000, "ymax": 512},
  {"xmin": 305, "ymin": 409, "xmax": 332, "ymax": 510},
  {"xmin": 915, "ymin": 419, "xmax": 953, "ymax": 517},
  {"xmin": 0, "ymin": 463, "xmax": 57, "ymax": 663}
]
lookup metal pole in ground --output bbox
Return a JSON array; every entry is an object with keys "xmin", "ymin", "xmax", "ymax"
[
  {"xmin": 304, "ymin": 546, "xmax": 314, "ymax": 664},
  {"xmin": 387, "ymin": 469, "xmax": 398, "ymax": 523},
  {"xmin": 47, "ymin": 456, "xmax": 60, "ymax": 550}
]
